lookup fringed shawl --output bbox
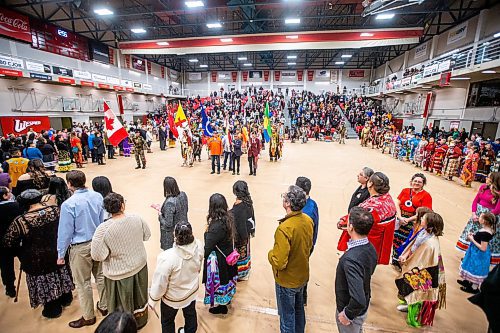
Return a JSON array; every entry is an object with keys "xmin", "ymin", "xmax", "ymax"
[{"xmin": 396, "ymin": 235, "xmax": 446, "ymax": 309}]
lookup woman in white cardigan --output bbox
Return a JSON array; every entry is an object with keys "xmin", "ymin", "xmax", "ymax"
[{"xmin": 149, "ymin": 221, "xmax": 203, "ymax": 333}]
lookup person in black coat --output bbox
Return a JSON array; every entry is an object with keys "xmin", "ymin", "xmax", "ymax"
[
  {"xmin": 0, "ymin": 186, "xmax": 22, "ymax": 297},
  {"xmin": 202, "ymin": 193, "xmax": 238, "ymax": 315},
  {"xmin": 159, "ymin": 126, "xmax": 167, "ymax": 151},
  {"xmin": 92, "ymin": 132, "xmax": 106, "ymax": 165}
]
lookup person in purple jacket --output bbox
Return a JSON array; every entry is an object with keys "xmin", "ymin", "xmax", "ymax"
[{"xmin": 295, "ymin": 176, "xmax": 319, "ymax": 306}]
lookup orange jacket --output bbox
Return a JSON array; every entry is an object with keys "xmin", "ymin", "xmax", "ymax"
[{"xmin": 208, "ymin": 136, "xmax": 222, "ymax": 156}]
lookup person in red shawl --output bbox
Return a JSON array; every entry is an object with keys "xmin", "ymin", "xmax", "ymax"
[
  {"xmin": 430, "ymin": 138, "xmax": 448, "ymax": 176},
  {"xmin": 423, "ymin": 137, "xmax": 436, "ymax": 172},
  {"xmin": 337, "ymin": 172, "xmax": 397, "ymax": 265}
]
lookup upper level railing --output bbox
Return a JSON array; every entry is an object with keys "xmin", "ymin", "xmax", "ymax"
[{"xmin": 368, "ymin": 32, "xmax": 500, "ymax": 95}]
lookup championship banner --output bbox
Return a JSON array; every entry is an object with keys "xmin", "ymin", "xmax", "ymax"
[
  {"xmin": 211, "ymin": 71, "xmax": 217, "ymax": 82},
  {"xmin": 124, "ymin": 55, "xmax": 131, "ymax": 69},
  {"xmin": 274, "ymin": 70, "xmax": 280, "ymax": 82},
  {"xmin": 242, "ymin": 71, "xmax": 248, "ymax": 81},
  {"xmin": 0, "ymin": 7, "xmax": 31, "ymax": 43},
  {"xmin": 231, "ymin": 71, "xmax": 237, "ymax": 82},
  {"xmin": 147, "ymin": 61, "xmax": 152, "ymax": 74},
  {"xmin": 263, "ymin": 70, "xmax": 270, "ymax": 82},
  {"xmin": 349, "ymin": 70, "xmax": 365, "ymax": 78},
  {"xmin": 161, "ymin": 66, "xmax": 165, "ymax": 79},
  {"xmin": 307, "ymin": 70, "xmax": 314, "ymax": 81},
  {"xmin": 297, "ymin": 70, "xmax": 303, "ymax": 81},
  {"xmin": 1, "ymin": 116, "xmax": 50, "ymax": 135}
]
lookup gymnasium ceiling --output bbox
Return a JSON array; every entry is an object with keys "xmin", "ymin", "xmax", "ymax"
[{"xmin": 5, "ymin": 0, "xmax": 500, "ymax": 71}]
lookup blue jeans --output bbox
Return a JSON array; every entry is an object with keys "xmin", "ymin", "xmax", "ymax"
[{"xmin": 275, "ymin": 283, "xmax": 306, "ymax": 333}]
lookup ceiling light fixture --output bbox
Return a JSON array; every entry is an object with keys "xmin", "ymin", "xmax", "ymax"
[
  {"xmin": 450, "ymin": 77, "xmax": 471, "ymax": 80},
  {"xmin": 206, "ymin": 22, "xmax": 222, "ymax": 28},
  {"xmin": 482, "ymin": 70, "xmax": 496, "ymax": 74},
  {"xmin": 188, "ymin": 59, "xmax": 199, "ymax": 63},
  {"xmin": 131, "ymin": 28, "xmax": 146, "ymax": 33},
  {"xmin": 94, "ymin": 8, "xmax": 114, "ymax": 16},
  {"xmin": 360, "ymin": 32, "xmax": 374, "ymax": 37},
  {"xmin": 335, "ymin": 61, "xmax": 345, "ymax": 65},
  {"xmin": 286, "ymin": 35, "xmax": 299, "ymax": 39},
  {"xmin": 156, "ymin": 42, "xmax": 169, "ymax": 46},
  {"xmin": 287, "ymin": 62, "xmax": 296, "ymax": 65},
  {"xmin": 220, "ymin": 38, "xmax": 233, "ymax": 42},
  {"xmin": 494, "ymin": 32, "xmax": 500, "ymax": 38},
  {"xmin": 287, "ymin": 55, "xmax": 297, "ymax": 59},
  {"xmin": 376, "ymin": 13, "xmax": 395, "ymax": 20},
  {"xmin": 200, "ymin": 64, "xmax": 208, "ymax": 68},
  {"xmin": 238, "ymin": 57, "xmax": 247, "ymax": 61},
  {"xmin": 341, "ymin": 54, "xmax": 352, "ymax": 58},
  {"xmin": 285, "ymin": 18, "xmax": 301, "ymax": 24},
  {"xmin": 243, "ymin": 63, "xmax": 252, "ymax": 66},
  {"xmin": 185, "ymin": 1, "xmax": 204, "ymax": 8}
]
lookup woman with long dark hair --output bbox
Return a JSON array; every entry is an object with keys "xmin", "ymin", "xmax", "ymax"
[
  {"xmin": 14, "ymin": 159, "xmax": 53, "ymax": 196},
  {"xmin": 230, "ymin": 181, "xmax": 255, "ymax": 281},
  {"xmin": 3, "ymin": 189, "xmax": 74, "ymax": 318},
  {"xmin": 92, "ymin": 176, "xmax": 113, "ymax": 198},
  {"xmin": 203, "ymin": 193, "xmax": 238, "ymax": 315},
  {"xmin": 457, "ymin": 172, "xmax": 500, "ymax": 265},
  {"xmin": 42, "ymin": 177, "xmax": 72, "ymax": 207},
  {"xmin": 159, "ymin": 177, "xmax": 188, "ymax": 250}
]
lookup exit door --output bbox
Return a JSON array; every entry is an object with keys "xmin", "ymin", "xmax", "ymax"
[{"xmin": 471, "ymin": 122, "xmax": 498, "ymax": 140}]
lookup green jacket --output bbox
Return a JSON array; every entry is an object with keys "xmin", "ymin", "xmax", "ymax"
[{"xmin": 268, "ymin": 211, "xmax": 313, "ymax": 288}]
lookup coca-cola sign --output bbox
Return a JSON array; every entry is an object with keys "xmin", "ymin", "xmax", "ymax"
[
  {"xmin": 1, "ymin": 116, "xmax": 51, "ymax": 135},
  {"xmin": 0, "ymin": 7, "xmax": 31, "ymax": 43}
]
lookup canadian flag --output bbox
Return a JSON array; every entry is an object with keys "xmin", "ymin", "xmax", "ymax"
[{"xmin": 104, "ymin": 101, "xmax": 129, "ymax": 146}]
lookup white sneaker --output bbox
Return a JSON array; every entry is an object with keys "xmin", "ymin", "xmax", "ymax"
[
  {"xmin": 177, "ymin": 328, "xmax": 185, "ymax": 333},
  {"xmin": 396, "ymin": 304, "xmax": 408, "ymax": 312}
]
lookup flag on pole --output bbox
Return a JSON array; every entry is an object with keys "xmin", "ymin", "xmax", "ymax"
[
  {"xmin": 263, "ymin": 102, "xmax": 272, "ymax": 142},
  {"xmin": 242, "ymin": 126, "xmax": 249, "ymax": 143},
  {"xmin": 103, "ymin": 101, "xmax": 128, "ymax": 146},
  {"xmin": 168, "ymin": 111, "xmax": 178, "ymax": 138},
  {"xmin": 174, "ymin": 102, "xmax": 188, "ymax": 139},
  {"xmin": 201, "ymin": 105, "xmax": 213, "ymax": 137}
]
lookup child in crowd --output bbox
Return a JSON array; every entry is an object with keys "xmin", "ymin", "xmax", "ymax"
[
  {"xmin": 396, "ymin": 207, "xmax": 433, "ymax": 264},
  {"xmin": 458, "ymin": 212, "xmax": 496, "ymax": 294}
]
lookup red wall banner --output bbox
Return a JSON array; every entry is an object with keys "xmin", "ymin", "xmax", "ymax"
[
  {"xmin": 348, "ymin": 70, "xmax": 365, "ymax": 78},
  {"xmin": 307, "ymin": 70, "xmax": 314, "ymax": 81},
  {"xmin": 58, "ymin": 77, "xmax": 75, "ymax": 84},
  {"xmin": 211, "ymin": 71, "xmax": 217, "ymax": 82},
  {"xmin": 1, "ymin": 116, "xmax": 51, "ymax": 136},
  {"xmin": 297, "ymin": 70, "xmax": 303, "ymax": 81},
  {"xmin": 161, "ymin": 66, "xmax": 165, "ymax": 79},
  {"xmin": 117, "ymin": 95, "xmax": 125, "ymax": 115},
  {"xmin": 80, "ymin": 80, "xmax": 94, "ymax": 87},
  {"xmin": 108, "ymin": 48, "xmax": 115, "ymax": 66},
  {"xmin": 231, "ymin": 71, "xmax": 238, "ymax": 82},
  {"xmin": 422, "ymin": 92, "xmax": 433, "ymax": 118},
  {"xmin": 242, "ymin": 71, "xmax": 248, "ymax": 81},
  {"xmin": 0, "ymin": 7, "xmax": 31, "ymax": 43},
  {"xmin": 124, "ymin": 55, "xmax": 131, "ymax": 69},
  {"xmin": 147, "ymin": 61, "xmax": 152, "ymax": 75},
  {"xmin": 263, "ymin": 71, "xmax": 270, "ymax": 82},
  {"xmin": 274, "ymin": 70, "xmax": 281, "ymax": 82},
  {"xmin": 0, "ymin": 68, "xmax": 22, "ymax": 77}
]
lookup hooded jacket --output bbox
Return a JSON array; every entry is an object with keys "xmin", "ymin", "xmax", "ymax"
[{"xmin": 149, "ymin": 239, "xmax": 203, "ymax": 309}]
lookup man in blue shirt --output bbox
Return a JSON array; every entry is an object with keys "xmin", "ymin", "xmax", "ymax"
[
  {"xmin": 295, "ymin": 176, "xmax": 319, "ymax": 306},
  {"xmin": 57, "ymin": 170, "xmax": 107, "ymax": 328}
]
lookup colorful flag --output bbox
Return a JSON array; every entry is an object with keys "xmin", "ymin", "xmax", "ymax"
[
  {"xmin": 201, "ymin": 105, "xmax": 213, "ymax": 137},
  {"xmin": 242, "ymin": 126, "xmax": 249, "ymax": 143},
  {"xmin": 168, "ymin": 111, "xmax": 178, "ymax": 138},
  {"xmin": 103, "ymin": 101, "xmax": 128, "ymax": 146},
  {"xmin": 263, "ymin": 102, "xmax": 272, "ymax": 142}
]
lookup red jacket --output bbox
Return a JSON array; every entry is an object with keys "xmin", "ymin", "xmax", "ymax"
[
  {"xmin": 338, "ymin": 193, "xmax": 397, "ymax": 265},
  {"xmin": 248, "ymin": 137, "xmax": 261, "ymax": 157}
]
